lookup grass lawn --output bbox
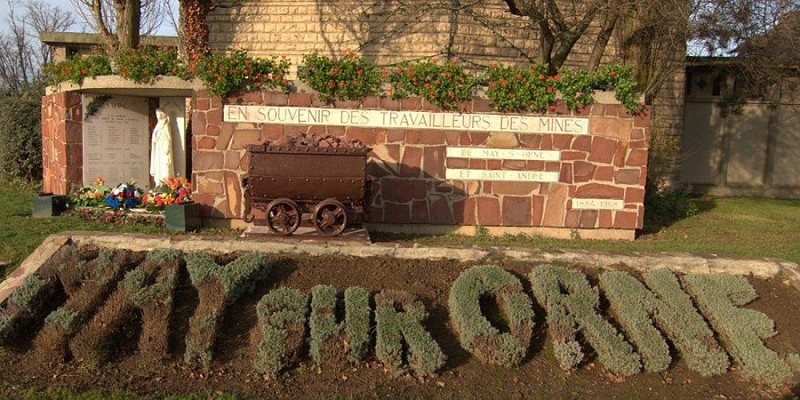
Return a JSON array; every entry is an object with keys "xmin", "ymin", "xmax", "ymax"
[
  {"xmin": 2, "ymin": 184, "xmax": 799, "ymax": 280},
  {"xmin": 0, "ymin": 184, "xmax": 239, "ymax": 280},
  {"xmin": 375, "ymin": 196, "xmax": 800, "ymax": 264}
]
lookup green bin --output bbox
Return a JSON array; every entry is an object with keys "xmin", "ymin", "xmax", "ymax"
[
  {"xmin": 32, "ymin": 193, "xmax": 68, "ymax": 218},
  {"xmin": 165, "ymin": 202, "xmax": 202, "ymax": 232}
]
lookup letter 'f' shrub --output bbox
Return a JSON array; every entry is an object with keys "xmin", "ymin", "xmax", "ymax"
[{"xmin": 448, "ymin": 265, "xmax": 534, "ymax": 367}]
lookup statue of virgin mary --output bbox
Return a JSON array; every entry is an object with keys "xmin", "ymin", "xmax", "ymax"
[{"xmin": 150, "ymin": 108, "xmax": 174, "ymax": 186}]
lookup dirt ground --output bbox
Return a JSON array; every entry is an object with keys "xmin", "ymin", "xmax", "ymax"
[{"xmin": 1, "ymin": 252, "xmax": 799, "ymax": 399}]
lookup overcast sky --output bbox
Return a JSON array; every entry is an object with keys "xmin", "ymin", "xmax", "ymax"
[{"xmin": 0, "ymin": 0, "xmax": 179, "ymax": 36}]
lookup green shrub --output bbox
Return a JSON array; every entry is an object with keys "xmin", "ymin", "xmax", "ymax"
[
  {"xmin": 788, "ymin": 353, "xmax": 800, "ymax": 372},
  {"xmin": 42, "ymin": 54, "xmax": 112, "ymax": 85},
  {"xmin": 185, "ymin": 252, "xmax": 272, "ymax": 367},
  {"xmin": 113, "ymin": 47, "xmax": 190, "ymax": 83},
  {"xmin": 682, "ymin": 273, "xmax": 792, "ymax": 383},
  {"xmin": 643, "ymin": 185, "xmax": 699, "ymax": 233},
  {"xmin": 448, "ymin": 265, "xmax": 533, "ymax": 367},
  {"xmin": 194, "ymin": 49, "xmax": 291, "ymax": 97},
  {"xmin": 388, "ymin": 59, "xmax": 477, "ymax": 109},
  {"xmin": 254, "ymin": 288, "xmax": 309, "ymax": 376},
  {"xmin": 374, "ymin": 290, "xmax": 446, "ymax": 377},
  {"xmin": 599, "ymin": 270, "xmax": 728, "ymax": 375},
  {"xmin": 185, "ymin": 252, "xmax": 271, "ymax": 300},
  {"xmin": 0, "ymin": 95, "xmax": 41, "ymax": 182},
  {"xmin": 529, "ymin": 265, "xmax": 641, "ymax": 375},
  {"xmin": 297, "ymin": 51, "xmax": 382, "ymax": 102},
  {"xmin": 0, "ymin": 311, "xmax": 13, "ymax": 341},
  {"xmin": 344, "ymin": 287, "xmax": 371, "ymax": 363},
  {"xmin": 8, "ymin": 275, "xmax": 47, "ymax": 312},
  {"xmin": 44, "ymin": 307, "xmax": 82, "ymax": 333},
  {"xmin": 309, "ymin": 285, "xmax": 371, "ymax": 364}
]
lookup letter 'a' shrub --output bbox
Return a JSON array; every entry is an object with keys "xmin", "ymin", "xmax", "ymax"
[
  {"xmin": 529, "ymin": 265, "xmax": 641, "ymax": 376},
  {"xmin": 599, "ymin": 270, "xmax": 729, "ymax": 375},
  {"xmin": 448, "ymin": 265, "xmax": 533, "ymax": 367},
  {"xmin": 375, "ymin": 290, "xmax": 446, "ymax": 377},
  {"xmin": 254, "ymin": 288, "xmax": 309, "ymax": 377},
  {"xmin": 309, "ymin": 285, "xmax": 370, "ymax": 364},
  {"xmin": 682, "ymin": 273, "xmax": 792, "ymax": 383}
]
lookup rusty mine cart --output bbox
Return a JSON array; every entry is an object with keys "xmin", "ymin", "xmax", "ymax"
[{"xmin": 241, "ymin": 144, "xmax": 371, "ymax": 236}]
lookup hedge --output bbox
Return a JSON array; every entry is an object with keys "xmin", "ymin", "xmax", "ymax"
[
  {"xmin": 374, "ymin": 290, "xmax": 446, "ymax": 377},
  {"xmin": 682, "ymin": 273, "xmax": 792, "ymax": 383},
  {"xmin": 254, "ymin": 287, "xmax": 309, "ymax": 376},
  {"xmin": 529, "ymin": 265, "xmax": 641, "ymax": 375},
  {"xmin": 599, "ymin": 269, "xmax": 729, "ymax": 375},
  {"xmin": 448, "ymin": 265, "xmax": 533, "ymax": 367}
]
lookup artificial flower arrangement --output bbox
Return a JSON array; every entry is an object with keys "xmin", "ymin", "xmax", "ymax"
[
  {"xmin": 73, "ymin": 177, "xmax": 111, "ymax": 208},
  {"xmin": 105, "ymin": 180, "xmax": 145, "ymax": 209},
  {"xmin": 141, "ymin": 176, "xmax": 193, "ymax": 211}
]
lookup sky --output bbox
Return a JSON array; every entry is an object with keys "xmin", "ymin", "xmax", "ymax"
[{"xmin": 0, "ymin": 0, "xmax": 179, "ymax": 36}]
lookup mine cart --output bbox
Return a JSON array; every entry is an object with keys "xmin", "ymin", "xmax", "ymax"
[{"xmin": 241, "ymin": 144, "xmax": 371, "ymax": 236}]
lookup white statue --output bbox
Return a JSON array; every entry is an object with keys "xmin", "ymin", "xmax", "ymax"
[{"xmin": 150, "ymin": 108, "xmax": 174, "ymax": 186}]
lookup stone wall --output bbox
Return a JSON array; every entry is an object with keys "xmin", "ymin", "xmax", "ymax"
[
  {"xmin": 192, "ymin": 91, "xmax": 650, "ymax": 237},
  {"xmin": 41, "ymin": 91, "xmax": 83, "ymax": 195},
  {"xmin": 206, "ymin": 0, "xmax": 618, "ymax": 72}
]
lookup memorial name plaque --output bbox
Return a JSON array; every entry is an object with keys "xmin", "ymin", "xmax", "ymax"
[
  {"xmin": 82, "ymin": 95, "xmax": 150, "ymax": 187},
  {"xmin": 445, "ymin": 169, "xmax": 560, "ymax": 182},
  {"xmin": 224, "ymin": 105, "xmax": 589, "ymax": 135},
  {"xmin": 446, "ymin": 147, "xmax": 560, "ymax": 161},
  {"xmin": 571, "ymin": 198, "xmax": 625, "ymax": 210}
]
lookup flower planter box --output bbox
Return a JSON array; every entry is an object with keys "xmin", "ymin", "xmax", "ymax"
[
  {"xmin": 165, "ymin": 202, "xmax": 202, "ymax": 232},
  {"xmin": 32, "ymin": 193, "xmax": 68, "ymax": 218}
]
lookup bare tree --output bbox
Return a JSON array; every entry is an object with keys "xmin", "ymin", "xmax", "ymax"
[
  {"xmin": 69, "ymin": 0, "xmax": 171, "ymax": 51},
  {"xmin": 0, "ymin": 0, "xmax": 75, "ymax": 96}
]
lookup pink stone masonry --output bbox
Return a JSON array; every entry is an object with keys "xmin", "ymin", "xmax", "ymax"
[{"xmin": 192, "ymin": 91, "xmax": 650, "ymax": 230}]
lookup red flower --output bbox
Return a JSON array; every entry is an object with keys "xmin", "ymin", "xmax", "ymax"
[
  {"xmin": 424, "ymin": 82, "xmax": 431, "ymax": 89},
  {"xmin": 538, "ymin": 74, "xmax": 546, "ymax": 81},
  {"xmin": 328, "ymin": 80, "xmax": 335, "ymax": 88},
  {"xmin": 499, "ymin": 78, "xmax": 508, "ymax": 87},
  {"xmin": 610, "ymin": 70, "xmax": 617, "ymax": 77},
  {"xmin": 549, "ymin": 104, "xmax": 557, "ymax": 112},
  {"xmin": 489, "ymin": 81, "xmax": 497, "ymax": 89},
  {"xmin": 380, "ymin": 69, "xmax": 390, "ymax": 77}
]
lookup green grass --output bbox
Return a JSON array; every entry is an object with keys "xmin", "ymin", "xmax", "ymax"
[
  {"xmin": 0, "ymin": 184, "xmax": 239, "ymax": 280},
  {"xmin": 373, "ymin": 197, "xmax": 800, "ymax": 264}
]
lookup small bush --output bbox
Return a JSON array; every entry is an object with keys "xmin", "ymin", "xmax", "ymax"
[
  {"xmin": 309, "ymin": 285, "xmax": 371, "ymax": 364},
  {"xmin": 374, "ymin": 290, "xmax": 446, "ymax": 377},
  {"xmin": 195, "ymin": 49, "xmax": 291, "ymax": 97},
  {"xmin": 42, "ymin": 54, "xmax": 112, "ymax": 85},
  {"xmin": 599, "ymin": 270, "xmax": 728, "ymax": 375},
  {"xmin": 529, "ymin": 265, "xmax": 641, "ymax": 376},
  {"xmin": 448, "ymin": 265, "xmax": 533, "ymax": 367},
  {"xmin": 297, "ymin": 51, "xmax": 382, "ymax": 102},
  {"xmin": 643, "ymin": 185, "xmax": 699, "ymax": 233},
  {"xmin": 388, "ymin": 59, "xmax": 477, "ymax": 109},
  {"xmin": 113, "ymin": 46, "xmax": 190, "ymax": 83},
  {"xmin": 682, "ymin": 273, "xmax": 792, "ymax": 383},
  {"xmin": 184, "ymin": 252, "xmax": 272, "ymax": 367},
  {"xmin": 8, "ymin": 275, "xmax": 48, "ymax": 313},
  {"xmin": 254, "ymin": 288, "xmax": 309, "ymax": 376}
]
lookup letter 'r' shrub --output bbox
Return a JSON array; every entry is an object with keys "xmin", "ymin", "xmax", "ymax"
[{"xmin": 448, "ymin": 265, "xmax": 533, "ymax": 367}]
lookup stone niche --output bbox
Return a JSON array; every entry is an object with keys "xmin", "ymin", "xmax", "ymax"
[
  {"xmin": 192, "ymin": 90, "xmax": 650, "ymax": 240},
  {"xmin": 41, "ymin": 76, "xmax": 198, "ymax": 194}
]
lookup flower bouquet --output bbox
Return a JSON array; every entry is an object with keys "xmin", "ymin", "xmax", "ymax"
[
  {"xmin": 73, "ymin": 177, "xmax": 111, "ymax": 208},
  {"xmin": 105, "ymin": 180, "xmax": 145, "ymax": 209},
  {"xmin": 142, "ymin": 176, "xmax": 193, "ymax": 212}
]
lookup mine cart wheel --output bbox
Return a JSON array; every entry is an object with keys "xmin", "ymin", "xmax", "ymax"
[
  {"xmin": 312, "ymin": 199, "xmax": 349, "ymax": 236},
  {"xmin": 265, "ymin": 198, "xmax": 302, "ymax": 235}
]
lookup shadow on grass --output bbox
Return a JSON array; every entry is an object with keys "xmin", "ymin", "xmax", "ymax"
[{"xmin": 639, "ymin": 190, "xmax": 716, "ymax": 235}]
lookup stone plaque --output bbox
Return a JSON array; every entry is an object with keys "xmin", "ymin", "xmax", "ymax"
[
  {"xmin": 445, "ymin": 168, "xmax": 560, "ymax": 182},
  {"xmin": 224, "ymin": 105, "xmax": 589, "ymax": 135},
  {"xmin": 82, "ymin": 95, "xmax": 150, "ymax": 187},
  {"xmin": 446, "ymin": 146, "xmax": 560, "ymax": 161},
  {"xmin": 571, "ymin": 198, "xmax": 625, "ymax": 210}
]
